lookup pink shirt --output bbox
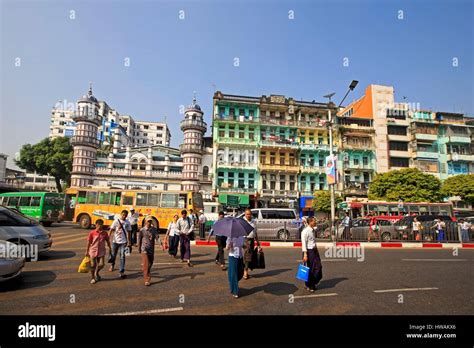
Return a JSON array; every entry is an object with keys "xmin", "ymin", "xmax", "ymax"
[{"xmin": 88, "ymin": 229, "xmax": 109, "ymax": 258}]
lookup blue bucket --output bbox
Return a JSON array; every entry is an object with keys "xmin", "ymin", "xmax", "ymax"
[{"xmin": 296, "ymin": 263, "xmax": 310, "ymax": 282}]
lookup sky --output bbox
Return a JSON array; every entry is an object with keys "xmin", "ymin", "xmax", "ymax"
[{"xmin": 1, "ymin": 0, "xmax": 473, "ymax": 169}]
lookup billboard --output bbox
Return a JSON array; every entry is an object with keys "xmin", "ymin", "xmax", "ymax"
[{"xmin": 325, "ymin": 154, "xmax": 337, "ymax": 185}]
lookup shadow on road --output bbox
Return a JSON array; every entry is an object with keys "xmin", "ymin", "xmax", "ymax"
[
  {"xmin": 251, "ymin": 268, "xmax": 292, "ymax": 279},
  {"xmin": 240, "ymin": 281, "xmax": 298, "ymax": 297},
  {"xmin": 317, "ymin": 277, "xmax": 348, "ymax": 290},
  {"xmin": 0, "ymin": 270, "xmax": 57, "ymax": 293},
  {"xmin": 38, "ymin": 250, "xmax": 76, "ymax": 261},
  {"xmin": 151, "ymin": 272, "xmax": 206, "ymax": 285}
]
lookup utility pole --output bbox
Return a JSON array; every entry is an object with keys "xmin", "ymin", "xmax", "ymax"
[{"xmin": 328, "ymin": 107, "xmax": 336, "ymax": 240}]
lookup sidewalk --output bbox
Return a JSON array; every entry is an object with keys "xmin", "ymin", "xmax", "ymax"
[{"xmin": 192, "ymin": 240, "xmax": 474, "ymax": 249}]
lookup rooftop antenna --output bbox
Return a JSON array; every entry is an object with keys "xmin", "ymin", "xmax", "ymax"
[
  {"xmin": 212, "ymin": 84, "xmax": 216, "ymax": 92},
  {"xmin": 323, "ymin": 92, "xmax": 336, "ymax": 103},
  {"xmin": 193, "ymin": 90, "xmax": 197, "ymax": 104}
]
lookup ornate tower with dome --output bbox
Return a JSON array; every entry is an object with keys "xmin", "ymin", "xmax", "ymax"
[
  {"xmin": 70, "ymin": 85, "xmax": 102, "ymax": 188},
  {"xmin": 179, "ymin": 95, "xmax": 207, "ymax": 192}
]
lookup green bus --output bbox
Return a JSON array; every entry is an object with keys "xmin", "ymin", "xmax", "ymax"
[{"xmin": 0, "ymin": 192, "xmax": 64, "ymax": 227}]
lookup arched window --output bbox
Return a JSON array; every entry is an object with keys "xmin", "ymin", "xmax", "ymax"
[
  {"xmin": 139, "ymin": 159, "xmax": 146, "ymax": 170},
  {"xmin": 131, "ymin": 158, "xmax": 138, "ymax": 170}
]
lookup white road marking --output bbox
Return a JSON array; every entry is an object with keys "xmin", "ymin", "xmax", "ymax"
[
  {"xmin": 374, "ymin": 287, "xmax": 438, "ymax": 293},
  {"xmin": 293, "ymin": 293, "xmax": 338, "ymax": 299},
  {"xmin": 102, "ymin": 307, "xmax": 184, "ymax": 316},
  {"xmin": 402, "ymin": 259, "xmax": 467, "ymax": 262}
]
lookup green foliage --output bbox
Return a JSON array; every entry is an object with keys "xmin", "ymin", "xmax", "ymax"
[
  {"xmin": 368, "ymin": 168, "xmax": 442, "ymax": 202},
  {"xmin": 15, "ymin": 137, "xmax": 73, "ymax": 192},
  {"xmin": 440, "ymin": 174, "xmax": 474, "ymax": 204},
  {"xmin": 312, "ymin": 190, "xmax": 343, "ymax": 215}
]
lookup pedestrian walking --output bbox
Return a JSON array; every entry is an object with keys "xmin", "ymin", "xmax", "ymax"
[
  {"xmin": 242, "ymin": 208, "xmax": 259, "ymax": 280},
  {"xmin": 433, "ymin": 219, "xmax": 446, "ymax": 242},
  {"xmin": 460, "ymin": 219, "xmax": 471, "ymax": 242},
  {"xmin": 177, "ymin": 209, "xmax": 194, "ymax": 267},
  {"xmin": 108, "ymin": 210, "xmax": 132, "ymax": 279},
  {"xmin": 85, "ymin": 220, "xmax": 111, "ymax": 284},
  {"xmin": 301, "ymin": 216, "xmax": 323, "ymax": 292},
  {"xmin": 368, "ymin": 216, "xmax": 379, "ymax": 242},
  {"xmin": 138, "ymin": 217, "xmax": 163, "ymax": 286},
  {"xmin": 198, "ymin": 210, "xmax": 207, "ymax": 239},
  {"xmin": 226, "ymin": 235, "xmax": 245, "ymax": 298},
  {"xmin": 128, "ymin": 208, "xmax": 140, "ymax": 246},
  {"xmin": 165, "ymin": 214, "xmax": 180, "ymax": 258},
  {"xmin": 207, "ymin": 211, "xmax": 227, "ymax": 270}
]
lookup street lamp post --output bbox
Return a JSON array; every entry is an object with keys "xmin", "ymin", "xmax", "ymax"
[{"xmin": 324, "ymin": 80, "xmax": 358, "ymax": 241}]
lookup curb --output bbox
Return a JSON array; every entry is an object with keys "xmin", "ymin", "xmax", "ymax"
[{"xmin": 192, "ymin": 240, "xmax": 474, "ymax": 249}]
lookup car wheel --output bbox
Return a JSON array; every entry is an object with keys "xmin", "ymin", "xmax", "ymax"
[
  {"xmin": 79, "ymin": 214, "xmax": 91, "ymax": 229},
  {"xmin": 381, "ymin": 232, "xmax": 391, "ymax": 242},
  {"xmin": 277, "ymin": 229, "xmax": 290, "ymax": 241}
]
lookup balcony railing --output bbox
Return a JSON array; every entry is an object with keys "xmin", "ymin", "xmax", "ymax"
[
  {"xmin": 218, "ymin": 186, "xmax": 257, "ymax": 194},
  {"xmin": 217, "ymin": 161, "xmax": 258, "ymax": 169},
  {"xmin": 448, "ymin": 136, "xmax": 471, "ymax": 144},
  {"xmin": 261, "ymin": 189, "xmax": 298, "ymax": 196},
  {"xmin": 95, "ymin": 167, "xmax": 182, "ymax": 179},
  {"xmin": 179, "ymin": 143, "xmax": 204, "ymax": 154},
  {"xmin": 343, "ymin": 163, "xmax": 374, "ymax": 170},
  {"xmin": 180, "ymin": 119, "xmax": 207, "ymax": 131},
  {"xmin": 214, "ymin": 114, "xmax": 258, "ymax": 123},
  {"xmin": 300, "ymin": 166, "xmax": 324, "ymax": 173},
  {"xmin": 447, "ymin": 153, "xmax": 474, "ymax": 162},
  {"xmin": 344, "ymin": 183, "xmax": 369, "ymax": 195},
  {"xmin": 217, "ymin": 137, "xmax": 257, "ymax": 145},
  {"xmin": 260, "ymin": 163, "xmax": 300, "ymax": 172},
  {"xmin": 299, "ymin": 144, "xmax": 331, "ymax": 151},
  {"xmin": 260, "ymin": 139, "xmax": 299, "ymax": 149},
  {"xmin": 71, "ymin": 136, "xmax": 100, "ymax": 147}
]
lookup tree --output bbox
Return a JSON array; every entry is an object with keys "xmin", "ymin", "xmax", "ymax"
[
  {"xmin": 97, "ymin": 135, "xmax": 114, "ymax": 157},
  {"xmin": 15, "ymin": 137, "xmax": 73, "ymax": 192},
  {"xmin": 368, "ymin": 168, "xmax": 442, "ymax": 202},
  {"xmin": 440, "ymin": 174, "xmax": 474, "ymax": 204},
  {"xmin": 312, "ymin": 190, "xmax": 343, "ymax": 217}
]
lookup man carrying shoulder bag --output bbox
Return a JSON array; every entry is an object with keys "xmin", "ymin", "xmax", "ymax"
[{"xmin": 108, "ymin": 210, "xmax": 132, "ymax": 279}]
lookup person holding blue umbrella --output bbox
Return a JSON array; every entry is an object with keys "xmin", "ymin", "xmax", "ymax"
[{"xmin": 212, "ymin": 216, "xmax": 254, "ymax": 298}]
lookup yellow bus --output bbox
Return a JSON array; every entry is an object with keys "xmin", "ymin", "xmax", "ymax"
[{"xmin": 64, "ymin": 188, "xmax": 203, "ymax": 231}]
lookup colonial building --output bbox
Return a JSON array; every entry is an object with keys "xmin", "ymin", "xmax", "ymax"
[{"xmin": 212, "ymin": 91, "xmax": 339, "ymax": 209}]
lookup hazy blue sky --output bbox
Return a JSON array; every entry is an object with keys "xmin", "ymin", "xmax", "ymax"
[{"xmin": 1, "ymin": 0, "xmax": 473, "ymax": 169}]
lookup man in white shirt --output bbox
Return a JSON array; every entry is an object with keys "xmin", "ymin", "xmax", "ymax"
[
  {"xmin": 460, "ymin": 219, "xmax": 472, "ymax": 242},
  {"xmin": 301, "ymin": 216, "xmax": 323, "ymax": 292},
  {"xmin": 108, "ymin": 210, "xmax": 132, "ymax": 278},
  {"xmin": 128, "ymin": 208, "xmax": 140, "ymax": 246},
  {"xmin": 177, "ymin": 209, "xmax": 194, "ymax": 267},
  {"xmin": 198, "ymin": 211, "xmax": 207, "ymax": 239}
]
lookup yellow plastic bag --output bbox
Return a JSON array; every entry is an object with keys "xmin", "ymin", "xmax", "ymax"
[{"xmin": 78, "ymin": 256, "xmax": 91, "ymax": 273}]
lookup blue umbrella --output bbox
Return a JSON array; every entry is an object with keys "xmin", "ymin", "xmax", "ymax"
[{"xmin": 211, "ymin": 217, "xmax": 254, "ymax": 238}]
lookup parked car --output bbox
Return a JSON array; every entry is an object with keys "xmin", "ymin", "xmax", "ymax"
[
  {"xmin": 348, "ymin": 218, "xmax": 397, "ymax": 241},
  {"xmin": 237, "ymin": 208, "xmax": 301, "ymax": 241},
  {"xmin": 0, "ymin": 240, "xmax": 26, "ymax": 282},
  {"xmin": 0, "ymin": 206, "xmax": 53, "ymax": 257},
  {"xmin": 394, "ymin": 215, "xmax": 455, "ymax": 240}
]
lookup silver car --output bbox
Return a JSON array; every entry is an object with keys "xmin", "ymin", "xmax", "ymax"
[
  {"xmin": 0, "ymin": 240, "xmax": 26, "ymax": 282},
  {"xmin": 237, "ymin": 209, "xmax": 302, "ymax": 241},
  {"xmin": 0, "ymin": 206, "xmax": 53, "ymax": 257}
]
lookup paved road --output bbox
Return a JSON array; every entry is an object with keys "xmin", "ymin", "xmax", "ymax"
[{"xmin": 0, "ymin": 224, "xmax": 472, "ymax": 315}]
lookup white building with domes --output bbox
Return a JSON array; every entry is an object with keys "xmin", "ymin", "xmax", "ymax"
[{"xmin": 69, "ymin": 88, "xmax": 213, "ymax": 198}]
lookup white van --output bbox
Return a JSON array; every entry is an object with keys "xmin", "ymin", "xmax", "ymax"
[{"xmin": 237, "ymin": 208, "xmax": 301, "ymax": 241}]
